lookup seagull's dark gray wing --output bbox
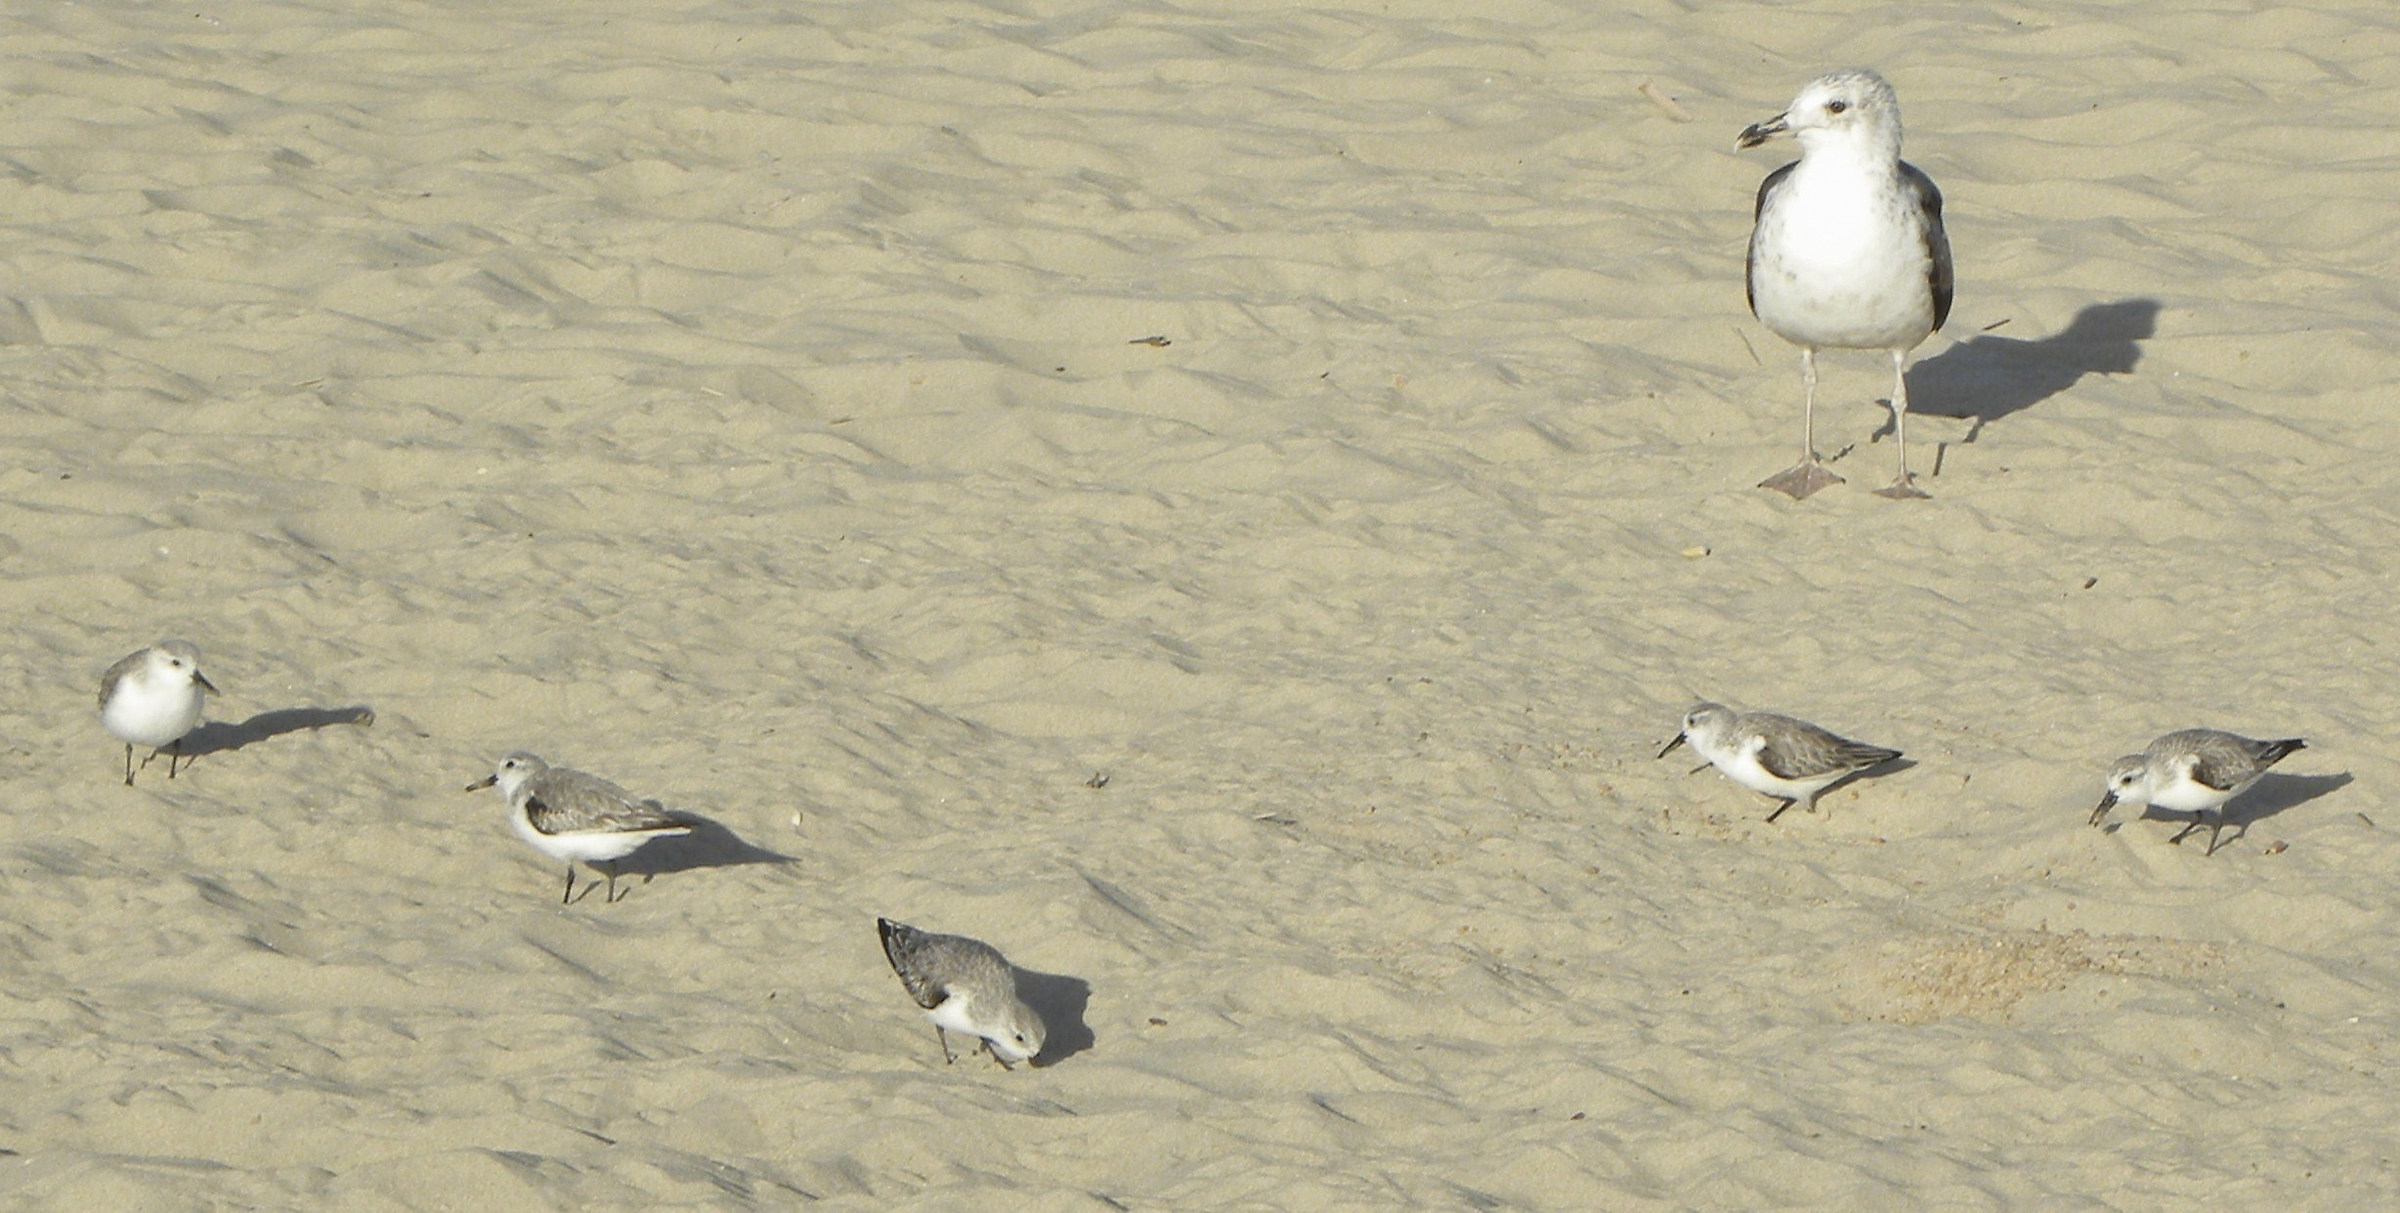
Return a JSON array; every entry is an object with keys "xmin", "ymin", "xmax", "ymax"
[
  {"xmin": 1900, "ymin": 161, "xmax": 1953, "ymax": 332},
  {"xmin": 1746, "ymin": 161, "xmax": 1798, "ymax": 320}
]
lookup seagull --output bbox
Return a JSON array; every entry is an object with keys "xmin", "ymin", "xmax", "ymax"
[
  {"xmin": 877, "ymin": 917, "xmax": 1046, "ymax": 1069},
  {"xmin": 98, "ymin": 641, "xmax": 220, "ymax": 786},
  {"xmin": 2091, "ymin": 730, "xmax": 2306, "ymax": 856},
  {"xmin": 1741, "ymin": 69, "xmax": 1953, "ymax": 499},
  {"xmin": 464, "ymin": 752, "xmax": 693, "ymax": 903},
  {"xmin": 1660, "ymin": 701, "xmax": 1903, "ymax": 822}
]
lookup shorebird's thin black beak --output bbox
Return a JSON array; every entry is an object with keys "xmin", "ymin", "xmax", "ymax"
[
  {"xmin": 1737, "ymin": 114, "xmax": 1788, "ymax": 149},
  {"xmin": 463, "ymin": 774, "xmax": 497, "ymax": 793},
  {"xmin": 2088, "ymin": 791, "xmax": 2118, "ymax": 826},
  {"xmin": 194, "ymin": 672, "xmax": 221, "ymax": 696},
  {"xmin": 1657, "ymin": 733, "xmax": 1687, "ymax": 760}
]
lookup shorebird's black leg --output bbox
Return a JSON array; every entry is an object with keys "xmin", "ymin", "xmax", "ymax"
[
  {"xmin": 123, "ymin": 743, "xmax": 136, "ymax": 786},
  {"xmin": 1765, "ymin": 797, "xmax": 1797, "ymax": 823},
  {"xmin": 936, "ymin": 1027, "xmax": 956, "ymax": 1064},
  {"xmin": 561, "ymin": 864, "xmax": 579, "ymax": 904},
  {"xmin": 604, "ymin": 861, "xmax": 625, "ymax": 903}
]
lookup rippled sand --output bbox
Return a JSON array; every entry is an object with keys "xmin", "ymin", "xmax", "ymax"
[{"xmin": 3, "ymin": 2, "xmax": 2395, "ymax": 1207}]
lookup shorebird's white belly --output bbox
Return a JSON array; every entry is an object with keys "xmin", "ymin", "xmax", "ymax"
[
  {"xmin": 2142, "ymin": 769, "xmax": 2243, "ymax": 814},
  {"xmin": 102, "ymin": 682, "xmax": 204, "ymax": 748},
  {"xmin": 1711, "ymin": 742, "xmax": 1839, "ymax": 802},
  {"xmin": 511, "ymin": 805, "xmax": 683, "ymax": 864},
  {"xmin": 927, "ymin": 994, "xmax": 991, "ymax": 1042}
]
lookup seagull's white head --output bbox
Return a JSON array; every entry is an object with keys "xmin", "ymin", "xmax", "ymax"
[{"xmin": 1739, "ymin": 68, "xmax": 1904, "ymax": 160}]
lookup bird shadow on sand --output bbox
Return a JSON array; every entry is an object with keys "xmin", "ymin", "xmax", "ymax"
[
  {"xmin": 2116, "ymin": 772, "xmax": 2353, "ymax": 851},
  {"xmin": 1016, "ymin": 967, "xmax": 1095, "ymax": 1067},
  {"xmin": 181, "ymin": 705, "xmax": 376, "ymax": 760},
  {"xmin": 612, "ymin": 811, "xmax": 799, "ymax": 881},
  {"xmin": 1896, "ymin": 298, "xmax": 2161, "ymax": 446},
  {"xmin": 1792, "ymin": 757, "xmax": 1915, "ymax": 820}
]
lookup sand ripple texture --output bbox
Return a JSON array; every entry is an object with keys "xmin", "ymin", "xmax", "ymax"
[{"xmin": 2, "ymin": 1, "xmax": 2396, "ymax": 1208}]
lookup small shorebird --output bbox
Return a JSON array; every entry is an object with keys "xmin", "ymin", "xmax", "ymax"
[
  {"xmin": 2091, "ymin": 730, "xmax": 2305, "ymax": 856},
  {"xmin": 1741, "ymin": 68, "xmax": 1953, "ymax": 499},
  {"xmin": 876, "ymin": 917, "xmax": 1046, "ymax": 1069},
  {"xmin": 464, "ymin": 752, "xmax": 693, "ymax": 903},
  {"xmin": 99, "ymin": 640, "xmax": 220, "ymax": 786},
  {"xmin": 1660, "ymin": 701, "xmax": 1903, "ymax": 822}
]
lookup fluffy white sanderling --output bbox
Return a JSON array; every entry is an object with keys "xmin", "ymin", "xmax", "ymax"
[
  {"xmin": 98, "ymin": 640, "xmax": 220, "ymax": 786},
  {"xmin": 464, "ymin": 752, "xmax": 693, "ymax": 903},
  {"xmin": 1741, "ymin": 68, "xmax": 1953, "ymax": 499},
  {"xmin": 2091, "ymin": 730, "xmax": 2306, "ymax": 856},
  {"xmin": 876, "ymin": 917, "xmax": 1046, "ymax": 1069},
  {"xmin": 1660, "ymin": 701, "xmax": 1903, "ymax": 822}
]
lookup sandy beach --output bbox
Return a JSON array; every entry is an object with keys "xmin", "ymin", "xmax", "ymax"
[{"xmin": 3, "ymin": 0, "xmax": 2396, "ymax": 1207}]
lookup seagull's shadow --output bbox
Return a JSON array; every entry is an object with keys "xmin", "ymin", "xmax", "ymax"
[
  {"xmin": 1905, "ymin": 298, "xmax": 2161, "ymax": 441},
  {"xmin": 181, "ymin": 705, "xmax": 376, "ymax": 758},
  {"xmin": 2118, "ymin": 772, "xmax": 2353, "ymax": 850},
  {"xmin": 614, "ymin": 811, "xmax": 798, "ymax": 878},
  {"xmin": 1016, "ymin": 967, "xmax": 1094, "ymax": 1067}
]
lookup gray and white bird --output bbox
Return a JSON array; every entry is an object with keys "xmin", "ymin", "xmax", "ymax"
[
  {"xmin": 2091, "ymin": 730, "xmax": 2305, "ymax": 856},
  {"xmin": 876, "ymin": 917, "xmax": 1046, "ymax": 1069},
  {"xmin": 98, "ymin": 640, "xmax": 220, "ymax": 786},
  {"xmin": 1741, "ymin": 68, "xmax": 1953, "ymax": 499},
  {"xmin": 464, "ymin": 751, "xmax": 693, "ymax": 903},
  {"xmin": 1660, "ymin": 701, "xmax": 1903, "ymax": 822}
]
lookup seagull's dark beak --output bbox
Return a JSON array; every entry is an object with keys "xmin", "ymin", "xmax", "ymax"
[
  {"xmin": 194, "ymin": 672, "xmax": 221, "ymax": 696},
  {"xmin": 2088, "ymin": 790, "xmax": 2118, "ymax": 826},
  {"xmin": 1657, "ymin": 732, "xmax": 1688, "ymax": 760},
  {"xmin": 463, "ymin": 774, "xmax": 497, "ymax": 793},
  {"xmin": 1736, "ymin": 114, "xmax": 1788, "ymax": 149}
]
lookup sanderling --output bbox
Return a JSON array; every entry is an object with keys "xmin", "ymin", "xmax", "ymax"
[
  {"xmin": 98, "ymin": 640, "xmax": 220, "ymax": 786},
  {"xmin": 464, "ymin": 752, "xmax": 693, "ymax": 903},
  {"xmin": 1741, "ymin": 68, "xmax": 1953, "ymax": 499},
  {"xmin": 2091, "ymin": 730, "xmax": 2305, "ymax": 856},
  {"xmin": 876, "ymin": 917, "xmax": 1046, "ymax": 1069},
  {"xmin": 1660, "ymin": 701, "xmax": 1903, "ymax": 822}
]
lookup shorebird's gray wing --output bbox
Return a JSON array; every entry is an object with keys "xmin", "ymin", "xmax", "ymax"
[
  {"xmin": 2183, "ymin": 733, "xmax": 2304, "ymax": 792},
  {"xmin": 97, "ymin": 651, "xmax": 145, "ymax": 709},
  {"xmin": 1755, "ymin": 715, "xmax": 1901, "ymax": 780},
  {"xmin": 521, "ymin": 771, "xmax": 684, "ymax": 835},
  {"xmin": 1900, "ymin": 161, "xmax": 1953, "ymax": 332},
  {"xmin": 1745, "ymin": 161, "xmax": 1797, "ymax": 320},
  {"xmin": 878, "ymin": 918, "xmax": 951, "ymax": 1010}
]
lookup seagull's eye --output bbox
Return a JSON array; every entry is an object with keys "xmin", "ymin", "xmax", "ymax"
[{"xmin": 1826, "ymin": 99, "xmax": 1848, "ymax": 114}]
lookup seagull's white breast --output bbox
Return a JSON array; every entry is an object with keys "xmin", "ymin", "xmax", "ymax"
[{"xmin": 1750, "ymin": 154, "xmax": 1938, "ymax": 351}]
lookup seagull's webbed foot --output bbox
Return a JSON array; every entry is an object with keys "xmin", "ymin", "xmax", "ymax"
[
  {"xmin": 1759, "ymin": 462, "xmax": 1844, "ymax": 499},
  {"xmin": 1873, "ymin": 474, "xmax": 1931, "ymax": 500}
]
